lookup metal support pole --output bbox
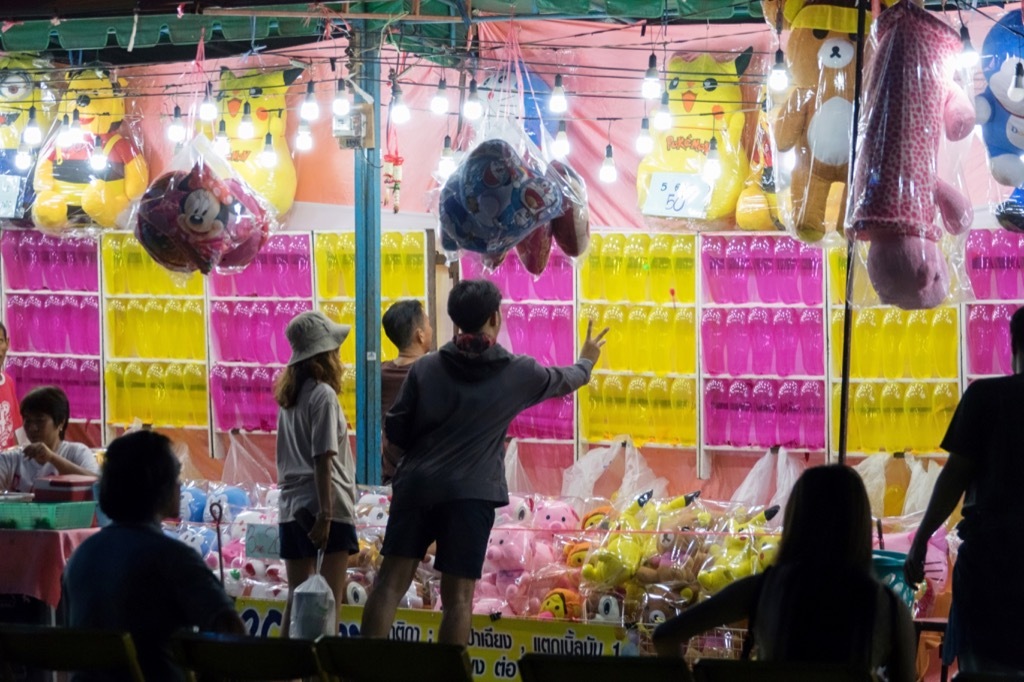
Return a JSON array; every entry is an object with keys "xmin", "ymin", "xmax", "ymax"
[
  {"xmin": 838, "ymin": 0, "xmax": 869, "ymax": 466},
  {"xmin": 354, "ymin": 23, "xmax": 382, "ymax": 484}
]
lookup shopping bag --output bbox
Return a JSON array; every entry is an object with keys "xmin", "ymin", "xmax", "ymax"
[{"xmin": 289, "ymin": 552, "xmax": 336, "ymax": 639}]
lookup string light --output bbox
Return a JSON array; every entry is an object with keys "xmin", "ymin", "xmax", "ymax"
[
  {"xmin": 56, "ymin": 114, "xmax": 72, "ymax": 148},
  {"xmin": 959, "ymin": 25, "xmax": 979, "ymax": 69},
  {"xmin": 552, "ymin": 120, "xmax": 570, "ymax": 159},
  {"xmin": 641, "ymin": 53, "xmax": 662, "ymax": 100},
  {"xmin": 167, "ymin": 104, "xmax": 187, "ymax": 143},
  {"xmin": 213, "ymin": 119, "xmax": 231, "ymax": 157},
  {"xmin": 703, "ymin": 136, "xmax": 722, "ymax": 183},
  {"xmin": 768, "ymin": 49, "xmax": 790, "ymax": 93},
  {"xmin": 21, "ymin": 106, "xmax": 41, "ymax": 147},
  {"xmin": 199, "ymin": 82, "xmax": 218, "ymax": 122},
  {"xmin": 237, "ymin": 102, "xmax": 255, "ymax": 139},
  {"xmin": 295, "ymin": 121, "xmax": 314, "ymax": 152},
  {"xmin": 653, "ymin": 92, "xmax": 672, "ymax": 131},
  {"xmin": 300, "ymin": 81, "xmax": 320, "ymax": 122},
  {"xmin": 437, "ymin": 135, "xmax": 456, "ymax": 180},
  {"xmin": 431, "ymin": 79, "xmax": 450, "ymax": 115},
  {"xmin": 390, "ymin": 82, "xmax": 410, "ymax": 125},
  {"xmin": 549, "ymin": 74, "xmax": 568, "ymax": 114},
  {"xmin": 1008, "ymin": 62, "xmax": 1024, "ymax": 103},
  {"xmin": 258, "ymin": 132, "xmax": 278, "ymax": 168},
  {"xmin": 89, "ymin": 144, "xmax": 107, "ymax": 172},
  {"xmin": 464, "ymin": 79, "xmax": 483, "ymax": 121},
  {"xmin": 332, "ymin": 79, "xmax": 352, "ymax": 117},
  {"xmin": 13, "ymin": 145, "xmax": 31, "ymax": 171},
  {"xmin": 599, "ymin": 144, "xmax": 617, "ymax": 183},
  {"xmin": 636, "ymin": 117, "xmax": 654, "ymax": 155}
]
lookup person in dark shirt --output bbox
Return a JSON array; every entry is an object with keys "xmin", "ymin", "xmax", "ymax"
[
  {"xmin": 380, "ymin": 299, "xmax": 433, "ymax": 484},
  {"xmin": 906, "ymin": 306, "xmax": 1024, "ymax": 675},
  {"xmin": 62, "ymin": 431, "xmax": 245, "ymax": 682},
  {"xmin": 361, "ymin": 279, "xmax": 607, "ymax": 645}
]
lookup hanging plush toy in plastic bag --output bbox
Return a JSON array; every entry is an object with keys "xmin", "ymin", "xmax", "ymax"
[
  {"xmin": 290, "ymin": 552, "xmax": 337, "ymax": 639},
  {"xmin": 0, "ymin": 54, "xmax": 56, "ymax": 223},
  {"xmin": 848, "ymin": 0, "xmax": 975, "ymax": 310},
  {"xmin": 32, "ymin": 67, "xmax": 148, "ymax": 231},
  {"xmin": 135, "ymin": 136, "xmax": 274, "ymax": 275},
  {"xmin": 736, "ymin": 96, "xmax": 782, "ymax": 232},
  {"xmin": 636, "ymin": 49, "xmax": 753, "ymax": 230}
]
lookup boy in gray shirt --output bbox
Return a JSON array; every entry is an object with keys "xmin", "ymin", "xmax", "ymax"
[{"xmin": 360, "ymin": 279, "xmax": 607, "ymax": 645}]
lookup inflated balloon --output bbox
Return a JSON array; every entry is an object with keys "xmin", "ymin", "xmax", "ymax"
[
  {"xmin": 547, "ymin": 161, "xmax": 590, "ymax": 257},
  {"xmin": 515, "ymin": 223, "xmax": 553, "ymax": 275},
  {"xmin": 135, "ymin": 154, "xmax": 272, "ymax": 275},
  {"xmin": 439, "ymin": 138, "xmax": 562, "ymax": 259}
]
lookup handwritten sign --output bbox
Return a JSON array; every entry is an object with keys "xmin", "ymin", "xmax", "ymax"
[{"xmin": 641, "ymin": 172, "xmax": 711, "ymax": 219}]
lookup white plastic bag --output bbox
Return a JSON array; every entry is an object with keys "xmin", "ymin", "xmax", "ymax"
[
  {"xmin": 853, "ymin": 455, "xmax": 887, "ymax": 518},
  {"xmin": 903, "ymin": 457, "xmax": 940, "ymax": 516},
  {"xmin": 561, "ymin": 437, "xmax": 666, "ymax": 502},
  {"xmin": 504, "ymin": 439, "xmax": 534, "ymax": 495},
  {"xmin": 768, "ymin": 448, "xmax": 805, "ymax": 527},
  {"xmin": 222, "ymin": 431, "xmax": 275, "ymax": 486},
  {"xmin": 289, "ymin": 552, "xmax": 336, "ymax": 639},
  {"xmin": 730, "ymin": 448, "xmax": 777, "ymax": 508}
]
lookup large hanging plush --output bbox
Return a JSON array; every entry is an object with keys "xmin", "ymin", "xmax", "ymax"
[
  {"xmin": 0, "ymin": 54, "xmax": 55, "ymax": 223},
  {"xmin": 848, "ymin": 0, "xmax": 974, "ymax": 309}
]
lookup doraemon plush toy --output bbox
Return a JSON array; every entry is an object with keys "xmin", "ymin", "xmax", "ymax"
[
  {"xmin": 204, "ymin": 485, "xmax": 251, "ymax": 524},
  {"xmin": 977, "ymin": 10, "xmax": 1024, "ymax": 230},
  {"xmin": 180, "ymin": 485, "xmax": 207, "ymax": 523},
  {"xmin": 178, "ymin": 525, "xmax": 216, "ymax": 557}
]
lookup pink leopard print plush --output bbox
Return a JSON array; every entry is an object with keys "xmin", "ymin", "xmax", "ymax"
[{"xmin": 849, "ymin": 0, "xmax": 974, "ymax": 309}]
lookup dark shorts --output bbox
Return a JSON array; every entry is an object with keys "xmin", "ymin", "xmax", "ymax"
[
  {"xmin": 381, "ymin": 499, "xmax": 496, "ymax": 579},
  {"xmin": 279, "ymin": 520, "xmax": 359, "ymax": 560}
]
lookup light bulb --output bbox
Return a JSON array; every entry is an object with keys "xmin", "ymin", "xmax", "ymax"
[
  {"xmin": 332, "ymin": 80, "xmax": 352, "ymax": 117},
  {"xmin": 636, "ymin": 117, "xmax": 654, "ymax": 155},
  {"xmin": 89, "ymin": 146, "xmax": 107, "ymax": 171},
  {"xmin": 1008, "ymin": 62, "xmax": 1024, "ymax": 103},
  {"xmin": 300, "ymin": 81, "xmax": 320, "ymax": 122},
  {"xmin": 769, "ymin": 49, "xmax": 790, "ymax": 93},
  {"xmin": 391, "ymin": 88, "xmax": 411, "ymax": 125},
  {"xmin": 437, "ymin": 134, "xmax": 456, "ymax": 180},
  {"xmin": 258, "ymin": 132, "xmax": 278, "ymax": 168},
  {"xmin": 464, "ymin": 79, "xmax": 483, "ymax": 121},
  {"xmin": 703, "ymin": 136, "xmax": 722, "ymax": 183},
  {"xmin": 56, "ymin": 114, "xmax": 72, "ymax": 148},
  {"xmin": 552, "ymin": 121, "xmax": 570, "ymax": 159},
  {"xmin": 959, "ymin": 26, "xmax": 979, "ymax": 69},
  {"xmin": 22, "ymin": 106, "xmax": 41, "ymax": 147},
  {"xmin": 295, "ymin": 122, "xmax": 313, "ymax": 152},
  {"xmin": 642, "ymin": 53, "xmax": 662, "ymax": 100},
  {"xmin": 653, "ymin": 92, "xmax": 672, "ymax": 131},
  {"xmin": 14, "ymin": 146, "xmax": 31, "ymax": 171},
  {"xmin": 69, "ymin": 108, "xmax": 84, "ymax": 145},
  {"xmin": 167, "ymin": 104, "xmax": 187, "ymax": 143},
  {"xmin": 599, "ymin": 144, "xmax": 617, "ymax": 183},
  {"xmin": 549, "ymin": 74, "xmax": 568, "ymax": 114},
  {"xmin": 213, "ymin": 120, "xmax": 231, "ymax": 157},
  {"xmin": 237, "ymin": 102, "xmax": 255, "ymax": 139},
  {"xmin": 199, "ymin": 82, "xmax": 218, "ymax": 122},
  {"xmin": 431, "ymin": 79, "xmax": 449, "ymax": 115}
]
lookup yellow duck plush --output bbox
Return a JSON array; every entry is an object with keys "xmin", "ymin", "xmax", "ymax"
[
  {"xmin": 213, "ymin": 67, "xmax": 301, "ymax": 216},
  {"xmin": 697, "ymin": 505, "xmax": 779, "ymax": 595},
  {"xmin": 33, "ymin": 68, "xmax": 148, "ymax": 230},
  {"xmin": 0, "ymin": 54, "xmax": 54, "ymax": 222},
  {"xmin": 637, "ymin": 49, "xmax": 753, "ymax": 228}
]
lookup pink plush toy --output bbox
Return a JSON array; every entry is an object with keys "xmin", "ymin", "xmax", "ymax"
[
  {"xmin": 849, "ymin": 0, "xmax": 974, "ymax": 309},
  {"xmin": 478, "ymin": 525, "xmax": 533, "ymax": 614},
  {"xmin": 496, "ymin": 495, "xmax": 534, "ymax": 527}
]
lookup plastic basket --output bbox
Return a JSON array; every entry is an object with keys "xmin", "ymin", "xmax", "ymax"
[
  {"xmin": 872, "ymin": 549, "xmax": 914, "ymax": 608},
  {"xmin": 0, "ymin": 501, "xmax": 96, "ymax": 530}
]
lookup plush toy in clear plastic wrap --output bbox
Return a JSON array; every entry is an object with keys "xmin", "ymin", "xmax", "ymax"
[
  {"xmin": 213, "ymin": 67, "xmax": 301, "ymax": 216},
  {"xmin": 548, "ymin": 161, "xmax": 590, "ymax": 257},
  {"xmin": 33, "ymin": 68, "xmax": 148, "ymax": 230},
  {"xmin": 848, "ymin": 0, "xmax": 974, "ymax": 310},
  {"xmin": 0, "ymin": 54, "xmax": 55, "ymax": 223},
  {"xmin": 772, "ymin": 0, "xmax": 870, "ymax": 243},
  {"xmin": 439, "ymin": 138, "xmax": 563, "ymax": 263},
  {"xmin": 976, "ymin": 10, "xmax": 1024, "ymax": 231},
  {"xmin": 737, "ymin": 97, "xmax": 783, "ymax": 232},
  {"xmin": 697, "ymin": 505, "xmax": 780, "ymax": 595},
  {"xmin": 135, "ymin": 138, "xmax": 274, "ymax": 275},
  {"xmin": 636, "ymin": 49, "xmax": 753, "ymax": 229}
]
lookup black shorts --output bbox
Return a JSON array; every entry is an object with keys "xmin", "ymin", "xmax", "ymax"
[
  {"xmin": 381, "ymin": 499, "xmax": 495, "ymax": 579},
  {"xmin": 279, "ymin": 520, "xmax": 359, "ymax": 560}
]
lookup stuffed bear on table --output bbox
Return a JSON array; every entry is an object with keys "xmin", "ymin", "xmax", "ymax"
[
  {"xmin": 848, "ymin": 0, "xmax": 974, "ymax": 309},
  {"xmin": 32, "ymin": 68, "xmax": 148, "ymax": 230}
]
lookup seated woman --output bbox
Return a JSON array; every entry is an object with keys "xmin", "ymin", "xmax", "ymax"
[
  {"xmin": 653, "ymin": 465, "xmax": 916, "ymax": 682},
  {"xmin": 0, "ymin": 386, "xmax": 98, "ymax": 492}
]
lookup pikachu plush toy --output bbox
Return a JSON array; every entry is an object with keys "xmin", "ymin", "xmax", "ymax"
[
  {"xmin": 0, "ymin": 54, "xmax": 54, "ymax": 222},
  {"xmin": 32, "ymin": 68, "xmax": 148, "ymax": 230}
]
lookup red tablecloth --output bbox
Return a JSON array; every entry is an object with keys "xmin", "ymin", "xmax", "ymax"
[{"xmin": 0, "ymin": 528, "xmax": 99, "ymax": 607}]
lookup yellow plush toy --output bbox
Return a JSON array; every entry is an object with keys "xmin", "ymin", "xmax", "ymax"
[
  {"xmin": 213, "ymin": 67, "xmax": 301, "ymax": 216},
  {"xmin": 0, "ymin": 54, "xmax": 54, "ymax": 222},
  {"xmin": 697, "ymin": 505, "xmax": 779, "ymax": 595},
  {"xmin": 636, "ymin": 49, "xmax": 753, "ymax": 229},
  {"xmin": 736, "ymin": 96, "xmax": 783, "ymax": 231},
  {"xmin": 33, "ymin": 68, "xmax": 148, "ymax": 230}
]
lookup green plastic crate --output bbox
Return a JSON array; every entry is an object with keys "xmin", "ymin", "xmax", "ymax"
[{"xmin": 0, "ymin": 501, "xmax": 96, "ymax": 530}]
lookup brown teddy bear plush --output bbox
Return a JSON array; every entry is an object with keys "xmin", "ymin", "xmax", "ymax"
[{"xmin": 773, "ymin": 0, "xmax": 875, "ymax": 242}]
